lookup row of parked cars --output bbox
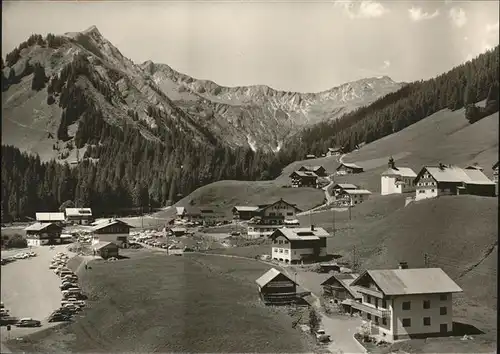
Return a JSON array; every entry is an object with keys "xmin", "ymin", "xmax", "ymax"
[
  {"xmin": 1, "ymin": 300, "xmax": 42, "ymax": 327},
  {"xmin": 49, "ymin": 252, "xmax": 87, "ymax": 322},
  {"xmin": 1, "ymin": 251, "xmax": 37, "ymax": 265}
]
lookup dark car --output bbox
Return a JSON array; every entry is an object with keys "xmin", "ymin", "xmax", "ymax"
[
  {"xmin": 0, "ymin": 316, "xmax": 19, "ymax": 326},
  {"xmin": 60, "ymin": 283, "xmax": 79, "ymax": 290},
  {"xmin": 48, "ymin": 313, "xmax": 72, "ymax": 323},
  {"xmin": 16, "ymin": 318, "xmax": 41, "ymax": 327}
]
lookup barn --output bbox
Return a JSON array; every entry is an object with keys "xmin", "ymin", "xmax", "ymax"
[{"xmin": 255, "ymin": 268, "xmax": 298, "ymax": 305}]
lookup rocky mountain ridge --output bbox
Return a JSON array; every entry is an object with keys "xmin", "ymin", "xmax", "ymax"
[{"xmin": 2, "ymin": 26, "xmax": 403, "ymax": 160}]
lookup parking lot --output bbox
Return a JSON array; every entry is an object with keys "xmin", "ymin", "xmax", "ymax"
[{"xmin": 0, "ymin": 245, "xmax": 77, "ymax": 341}]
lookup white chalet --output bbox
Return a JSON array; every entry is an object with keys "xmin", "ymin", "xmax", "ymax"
[
  {"xmin": 381, "ymin": 158, "xmax": 417, "ymax": 195},
  {"xmin": 350, "ymin": 264, "xmax": 463, "ymax": 341},
  {"xmin": 247, "ymin": 199, "xmax": 301, "ymax": 238},
  {"xmin": 270, "ymin": 226, "xmax": 328, "ymax": 264}
]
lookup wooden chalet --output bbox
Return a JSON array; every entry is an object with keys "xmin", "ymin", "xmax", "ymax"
[
  {"xmin": 298, "ymin": 165, "xmax": 327, "ymax": 177},
  {"xmin": 247, "ymin": 199, "xmax": 302, "ymax": 238},
  {"xmin": 331, "ymin": 183, "xmax": 358, "ymax": 197},
  {"xmin": 256, "ymin": 268, "xmax": 299, "ymax": 305},
  {"xmin": 65, "ymin": 208, "xmax": 93, "ymax": 225},
  {"xmin": 24, "ymin": 222, "xmax": 63, "ymax": 246},
  {"xmin": 336, "ymin": 162, "xmax": 364, "ymax": 174},
  {"xmin": 91, "ymin": 219, "xmax": 132, "ymax": 248},
  {"xmin": 232, "ymin": 206, "xmax": 259, "ymax": 220},
  {"xmin": 92, "ymin": 241, "xmax": 119, "ymax": 259},
  {"xmin": 183, "ymin": 207, "xmax": 225, "ymax": 225},
  {"xmin": 327, "ymin": 147, "xmax": 342, "ymax": 156},
  {"xmin": 414, "ymin": 164, "xmax": 496, "ymax": 201},
  {"xmin": 289, "ymin": 170, "xmax": 318, "ymax": 188},
  {"xmin": 321, "ymin": 273, "xmax": 362, "ymax": 313}
]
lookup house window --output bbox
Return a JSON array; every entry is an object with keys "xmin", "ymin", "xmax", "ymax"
[
  {"xmin": 366, "ymin": 295, "xmax": 371, "ymax": 304},
  {"xmin": 440, "ymin": 306, "xmax": 447, "ymax": 315},
  {"xmin": 284, "ymin": 249, "xmax": 289, "ymax": 254},
  {"xmin": 287, "ymin": 212, "xmax": 293, "ymax": 216},
  {"xmin": 431, "ymin": 189, "xmax": 435, "ymax": 192},
  {"xmin": 375, "ymin": 317, "xmax": 379, "ymax": 325},
  {"xmin": 382, "ymin": 318, "xmax": 387, "ymax": 326},
  {"xmin": 423, "ymin": 317, "xmax": 431, "ymax": 326},
  {"xmin": 402, "ymin": 318, "xmax": 411, "ymax": 327},
  {"xmin": 402, "ymin": 301, "xmax": 411, "ymax": 310},
  {"xmin": 382, "ymin": 299, "xmax": 387, "ymax": 308},
  {"xmin": 423, "ymin": 300, "xmax": 431, "ymax": 309},
  {"xmin": 279, "ymin": 249, "xmax": 283, "ymax": 253},
  {"xmin": 375, "ymin": 298, "xmax": 379, "ymax": 308},
  {"xmin": 367, "ymin": 314, "xmax": 372, "ymax": 320},
  {"xmin": 440, "ymin": 294, "xmax": 447, "ymax": 301}
]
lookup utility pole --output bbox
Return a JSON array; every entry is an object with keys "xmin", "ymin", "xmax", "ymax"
[
  {"xmin": 349, "ymin": 204, "xmax": 352, "ymax": 221},
  {"xmin": 424, "ymin": 253, "xmax": 429, "ymax": 268},
  {"xmin": 352, "ymin": 245, "xmax": 358, "ymax": 271}
]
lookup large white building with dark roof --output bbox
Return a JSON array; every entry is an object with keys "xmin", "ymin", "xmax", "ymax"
[
  {"xmin": 269, "ymin": 226, "xmax": 328, "ymax": 263},
  {"xmin": 349, "ymin": 265, "xmax": 463, "ymax": 341}
]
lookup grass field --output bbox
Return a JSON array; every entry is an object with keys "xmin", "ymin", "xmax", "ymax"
[
  {"xmin": 170, "ymin": 180, "xmax": 325, "ymax": 217},
  {"xmin": 9, "ymin": 250, "xmax": 313, "ymax": 353}
]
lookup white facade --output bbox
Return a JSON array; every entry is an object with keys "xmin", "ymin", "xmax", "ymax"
[
  {"xmin": 415, "ymin": 171, "xmax": 439, "ymax": 201},
  {"xmin": 270, "ymin": 231, "xmax": 328, "ymax": 263},
  {"xmin": 247, "ymin": 200, "xmax": 300, "ymax": 238},
  {"xmin": 381, "ymin": 176, "xmax": 416, "ymax": 195}
]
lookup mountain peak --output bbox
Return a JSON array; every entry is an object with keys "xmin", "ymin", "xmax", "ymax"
[{"xmin": 83, "ymin": 25, "xmax": 102, "ymax": 37}]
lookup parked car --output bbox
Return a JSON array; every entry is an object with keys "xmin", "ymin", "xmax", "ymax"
[
  {"xmin": 315, "ymin": 329, "xmax": 331, "ymax": 343},
  {"xmin": 16, "ymin": 318, "xmax": 42, "ymax": 327},
  {"xmin": 28, "ymin": 252, "xmax": 37, "ymax": 257},
  {"xmin": 0, "ymin": 316, "xmax": 19, "ymax": 325},
  {"xmin": 60, "ymin": 283, "xmax": 79, "ymax": 290},
  {"xmin": 48, "ymin": 313, "xmax": 72, "ymax": 323},
  {"xmin": 62, "ymin": 304, "xmax": 82, "ymax": 313}
]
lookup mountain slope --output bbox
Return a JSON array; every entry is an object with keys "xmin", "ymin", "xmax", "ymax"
[{"xmin": 1, "ymin": 26, "xmax": 402, "ymax": 162}]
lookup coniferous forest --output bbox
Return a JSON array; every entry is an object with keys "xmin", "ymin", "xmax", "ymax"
[{"xmin": 1, "ymin": 44, "xmax": 499, "ymax": 222}]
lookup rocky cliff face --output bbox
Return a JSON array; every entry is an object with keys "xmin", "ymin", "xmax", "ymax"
[{"xmin": 2, "ymin": 26, "xmax": 403, "ymax": 160}]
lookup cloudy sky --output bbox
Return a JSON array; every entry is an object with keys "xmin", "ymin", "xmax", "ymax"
[{"xmin": 2, "ymin": 1, "xmax": 499, "ymax": 92}]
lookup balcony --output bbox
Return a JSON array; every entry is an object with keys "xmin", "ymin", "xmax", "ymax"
[{"xmin": 350, "ymin": 301, "xmax": 391, "ymax": 318}]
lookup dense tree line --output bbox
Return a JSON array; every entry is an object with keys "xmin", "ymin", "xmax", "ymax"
[{"xmin": 274, "ymin": 46, "xmax": 500, "ymax": 164}]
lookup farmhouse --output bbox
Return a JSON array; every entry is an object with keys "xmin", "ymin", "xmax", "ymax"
[
  {"xmin": 183, "ymin": 207, "xmax": 225, "ymax": 225},
  {"xmin": 349, "ymin": 264, "xmax": 463, "ymax": 341},
  {"xmin": 91, "ymin": 219, "xmax": 132, "ymax": 248},
  {"xmin": 256, "ymin": 268, "xmax": 298, "ymax": 305},
  {"xmin": 270, "ymin": 226, "xmax": 328, "ymax": 264},
  {"xmin": 327, "ymin": 147, "xmax": 342, "ymax": 157},
  {"xmin": 35, "ymin": 212, "xmax": 65, "ymax": 223},
  {"xmin": 92, "ymin": 241, "xmax": 119, "ymax": 259},
  {"xmin": 24, "ymin": 222, "xmax": 63, "ymax": 246},
  {"xmin": 493, "ymin": 162, "xmax": 498, "ymax": 195},
  {"xmin": 247, "ymin": 199, "xmax": 301, "ymax": 238},
  {"xmin": 414, "ymin": 164, "xmax": 496, "ymax": 201},
  {"xmin": 381, "ymin": 158, "xmax": 417, "ymax": 195},
  {"xmin": 332, "ymin": 183, "xmax": 358, "ymax": 198},
  {"xmin": 321, "ymin": 273, "xmax": 362, "ymax": 312},
  {"xmin": 336, "ymin": 162, "xmax": 364, "ymax": 175},
  {"xmin": 232, "ymin": 206, "xmax": 259, "ymax": 220},
  {"xmin": 298, "ymin": 165, "xmax": 327, "ymax": 177},
  {"xmin": 65, "ymin": 208, "xmax": 93, "ymax": 225},
  {"xmin": 289, "ymin": 170, "xmax": 319, "ymax": 188},
  {"xmin": 338, "ymin": 189, "xmax": 372, "ymax": 206}
]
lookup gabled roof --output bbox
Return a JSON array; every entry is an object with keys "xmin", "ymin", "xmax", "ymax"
[
  {"xmin": 65, "ymin": 208, "xmax": 93, "ymax": 217},
  {"xmin": 321, "ymin": 273, "xmax": 361, "ymax": 299},
  {"xmin": 351, "ymin": 268, "xmax": 463, "ymax": 296},
  {"xmin": 290, "ymin": 170, "xmax": 319, "ymax": 178},
  {"xmin": 93, "ymin": 241, "xmax": 117, "ymax": 250},
  {"xmin": 381, "ymin": 167, "xmax": 417, "ymax": 178},
  {"xmin": 25, "ymin": 222, "xmax": 61, "ymax": 232},
  {"xmin": 35, "ymin": 212, "xmax": 65, "ymax": 222},
  {"xmin": 493, "ymin": 162, "xmax": 498, "ymax": 170},
  {"xmin": 271, "ymin": 227, "xmax": 329, "ymax": 241},
  {"xmin": 255, "ymin": 268, "xmax": 296, "ymax": 288},
  {"xmin": 300, "ymin": 165, "xmax": 325, "ymax": 172},
  {"xmin": 232, "ymin": 206, "xmax": 259, "ymax": 212},
  {"xmin": 91, "ymin": 219, "xmax": 132, "ymax": 231},
  {"xmin": 257, "ymin": 199, "xmax": 302, "ymax": 213},
  {"xmin": 332, "ymin": 183, "xmax": 358, "ymax": 190},
  {"xmin": 342, "ymin": 189, "xmax": 372, "ymax": 195},
  {"xmin": 416, "ymin": 165, "xmax": 494, "ymax": 185},
  {"xmin": 337, "ymin": 162, "xmax": 363, "ymax": 170}
]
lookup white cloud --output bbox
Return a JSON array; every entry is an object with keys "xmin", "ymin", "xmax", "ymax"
[
  {"xmin": 449, "ymin": 7, "xmax": 467, "ymax": 28},
  {"xmin": 335, "ymin": 0, "xmax": 388, "ymax": 19},
  {"xmin": 408, "ymin": 7, "xmax": 440, "ymax": 22},
  {"xmin": 381, "ymin": 60, "xmax": 391, "ymax": 69},
  {"xmin": 486, "ymin": 21, "xmax": 499, "ymax": 34}
]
